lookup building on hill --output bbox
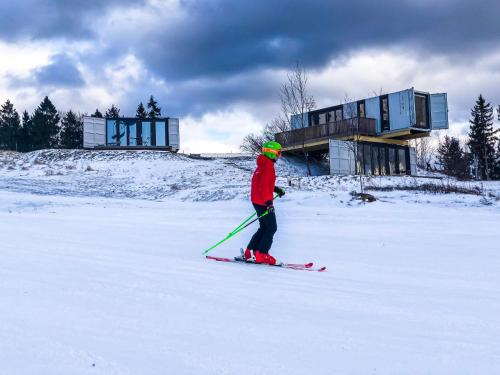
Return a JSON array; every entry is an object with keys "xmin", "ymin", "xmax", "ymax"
[
  {"xmin": 83, "ymin": 116, "xmax": 179, "ymax": 152},
  {"xmin": 275, "ymin": 88, "xmax": 448, "ymax": 175}
]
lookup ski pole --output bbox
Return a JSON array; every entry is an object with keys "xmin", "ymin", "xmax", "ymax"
[
  {"xmin": 202, "ymin": 210, "xmax": 270, "ymax": 255},
  {"xmin": 219, "ymin": 193, "xmax": 279, "ymax": 238},
  {"xmin": 202, "ymin": 194, "xmax": 279, "ymax": 255},
  {"xmin": 228, "ymin": 211, "xmax": 257, "ymax": 236}
]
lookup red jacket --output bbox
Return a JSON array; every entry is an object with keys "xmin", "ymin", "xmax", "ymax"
[{"xmin": 251, "ymin": 155, "xmax": 276, "ymax": 206}]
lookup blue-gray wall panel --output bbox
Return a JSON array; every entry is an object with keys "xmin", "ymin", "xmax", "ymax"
[
  {"xmin": 388, "ymin": 89, "xmax": 412, "ymax": 131},
  {"xmin": 365, "ymin": 97, "xmax": 381, "ymax": 133}
]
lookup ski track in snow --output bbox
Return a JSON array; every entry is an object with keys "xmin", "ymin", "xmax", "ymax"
[{"xmin": 1, "ymin": 150, "xmax": 500, "ymax": 374}]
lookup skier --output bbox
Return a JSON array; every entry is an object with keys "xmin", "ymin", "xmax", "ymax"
[{"xmin": 244, "ymin": 141, "xmax": 285, "ymax": 265}]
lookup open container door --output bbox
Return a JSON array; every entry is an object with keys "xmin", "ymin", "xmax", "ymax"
[
  {"xmin": 430, "ymin": 93, "xmax": 448, "ymax": 129},
  {"xmin": 168, "ymin": 118, "xmax": 180, "ymax": 151}
]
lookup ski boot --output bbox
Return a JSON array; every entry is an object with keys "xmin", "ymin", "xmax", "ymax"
[
  {"xmin": 243, "ymin": 248, "xmax": 256, "ymax": 262},
  {"xmin": 254, "ymin": 250, "xmax": 276, "ymax": 265}
]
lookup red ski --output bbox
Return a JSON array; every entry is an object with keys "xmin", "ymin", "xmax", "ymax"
[{"xmin": 206, "ymin": 255, "xmax": 326, "ymax": 272}]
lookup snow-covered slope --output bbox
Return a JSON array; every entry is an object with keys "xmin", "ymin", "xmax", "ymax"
[
  {"xmin": 1, "ymin": 150, "xmax": 498, "ymax": 205},
  {"xmin": 1, "ymin": 150, "xmax": 500, "ymax": 374}
]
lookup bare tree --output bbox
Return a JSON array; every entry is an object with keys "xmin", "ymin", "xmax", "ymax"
[
  {"xmin": 411, "ymin": 136, "xmax": 435, "ymax": 171},
  {"xmin": 263, "ymin": 116, "xmax": 289, "ymax": 141},
  {"xmin": 279, "ymin": 63, "xmax": 316, "ymax": 175},
  {"xmin": 240, "ymin": 117, "xmax": 289, "ymax": 154},
  {"xmin": 240, "ymin": 63, "xmax": 316, "ymax": 174},
  {"xmin": 240, "ymin": 132, "xmax": 265, "ymax": 154}
]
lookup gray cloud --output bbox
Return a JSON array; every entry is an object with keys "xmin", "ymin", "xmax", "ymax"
[
  {"xmin": 34, "ymin": 54, "xmax": 85, "ymax": 87},
  {"xmin": 0, "ymin": 0, "xmax": 142, "ymax": 40},
  {"xmin": 2, "ymin": 0, "xmax": 500, "ymax": 123},
  {"xmin": 7, "ymin": 54, "xmax": 84, "ymax": 90},
  {"xmin": 3, "ymin": 0, "xmax": 499, "ymax": 78},
  {"xmin": 129, "ymin": 0, "xmax": 500, "ymax": 81},
  {"xmin": 96, "ymin": 0, "xmax": 500, "ymax": 117}
]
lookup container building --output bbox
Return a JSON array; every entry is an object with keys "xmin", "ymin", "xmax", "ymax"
[
  {"xmin": 83, "ymin": 116, "xmax": 179, "ymax": 152},
  {"xmin": 275, "ymin": 88, "xmax": 448, "ymax": 175}
]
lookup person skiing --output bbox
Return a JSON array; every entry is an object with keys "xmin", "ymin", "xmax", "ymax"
[{"xmin": 244, "ymin": 141, "xmax": 285, "ymax": 265}]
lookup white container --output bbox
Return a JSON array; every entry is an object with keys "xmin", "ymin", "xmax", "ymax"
[{"xmin": 83, "ymin": 116, "xmax": 106, "ymax": 148}]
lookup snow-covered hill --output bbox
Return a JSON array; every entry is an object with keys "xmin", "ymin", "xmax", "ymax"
[
  {"xmin": 1, "ymin": 150, "xmax": 498, "ymax": 205},
  {"xmin": 1, "ymin": 150, "xmax": 500, "ymax": 374}
]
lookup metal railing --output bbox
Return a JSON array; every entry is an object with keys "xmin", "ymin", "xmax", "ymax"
[{"xmin": 275, "ymin": 117, "xmax": 376, "ymax": 148}]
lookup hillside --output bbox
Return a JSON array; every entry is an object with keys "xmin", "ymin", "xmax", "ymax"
[
  {"xmin": 1, "ymin": 150, "xmax": 498, "ymax": 205},
  {"xmin": 1, "ymin": 150, "xmax": 500, "ymax": 374}
]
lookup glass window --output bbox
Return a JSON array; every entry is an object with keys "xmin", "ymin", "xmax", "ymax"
[
  {"xmin": 335, "ymin": 109, "xmax": 343, "ymax": 122},
  {"xmin": 129, "ymin": 121, "xmax": 137, "ymax": 146},
  {"xmin": 380, "ymin": 95, "xmax": 390, "ymax": 131},
  {"xmin": 118, "ymin": 120, "xmax": 127, "ymax": 146},
  {"xmin": 328, "ymin": 111, "xmax": 335, "ymax": 123},
  {"xmin": 398, "ymin": 149, "xmax": 407, "ymax": 174},
  {"xmin": 106, "ymin": 120, "xmax": 116, "ymax": 145},
  {"xmin": 382, "ymin": 98, "xmax": 389, "ymax": 121},
  {"xmin": 318, "ymin": 113, "xmax": 327, "ymax": 125},
  {"xmin": 155, "ymin": 121, "xmax": 166, "ymax": 146},
  {"xmin": 363, "ymin": 144, "xmax": 372, "ymax": 175},
  {"xmin": 379, "ymin": 147, "xmax": 387, "ymax": 175},
  {"xmin": 358, "ymin": 102, "xmax": 366, "ymax": 118},
  {"xmin": 388, "ymin": 148, "xmax": 396, "ymax": 174},
  {"xmin": 311, "ymin": 113, "xmax": 319, "ymax": 126},
  {"xmin": 372, "ymin": 146, "xmax": 380, "ymax": 175},
  {"xmin": 356, "ymin": 143, "xmax": 364, "ymax": 174},
  {"xmin": 142, "ymin": 121, "xmax": 151, "ymax": 146}
]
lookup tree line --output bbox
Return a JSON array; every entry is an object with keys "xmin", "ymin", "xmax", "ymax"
[
  {"xmin": 0, "ymin": 95, "xmax": 164, "ymax": 152},
  {"xmin": 437, "ymin": 94, "xmax": 500, "ymax": 180}
]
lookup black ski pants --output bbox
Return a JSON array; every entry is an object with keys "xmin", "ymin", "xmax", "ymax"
[{"xmin": 247, "ymin": 203, "xmax": 277, "ymax": 254}]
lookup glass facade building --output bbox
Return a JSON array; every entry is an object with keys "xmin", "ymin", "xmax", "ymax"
[
  {"xmin": 329, "ymin": 139, "xmax": 415, "ymax": 176},
  {"xmin": 83, "ymin": 116, "xmax": 180, "ymax": 151},
  {"xmin": 355, "ymin": 142, "xmax": 410, "ymax": 176},
  {"xmin": 105, "ymin": 117, "xmax": 173, "ymax": 148}
]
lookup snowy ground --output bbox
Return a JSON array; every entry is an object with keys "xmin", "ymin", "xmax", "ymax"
[{"xmin": 1, "ymin": 150, "xmax": 500, "ymax": 374}]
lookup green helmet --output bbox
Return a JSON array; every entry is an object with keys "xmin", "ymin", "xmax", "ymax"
[{"xmin": 262, "ymin": 141, "xmax": 282, "ymax": 160}]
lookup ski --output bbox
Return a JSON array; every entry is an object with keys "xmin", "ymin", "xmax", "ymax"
[
  {"xmin": 235, "ymin": 248, "xmax": 314, "ymax": 269},
  {"xmin": 234, "ymin": 255, "xmax": 314, "ymax": 269},
  {"xmin": 206, "ymin": 255, "xmax": 326, "ymax": 272}
]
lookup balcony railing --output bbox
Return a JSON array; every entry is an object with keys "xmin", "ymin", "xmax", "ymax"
[{"xmin": 275, "ymin": 117, "xmax": 376, "ymax": 149}]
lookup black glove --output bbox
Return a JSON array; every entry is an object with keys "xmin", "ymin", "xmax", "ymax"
[
  {"xmin": 265, "ymin": 200, "xmax": 274, "ymax": 213},
  {"xmin": 274, "ymin": 186, "xmax": 285, "ymax": 198}
]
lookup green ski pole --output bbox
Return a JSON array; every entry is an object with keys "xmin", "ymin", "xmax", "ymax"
[
  {"xmin": 202, "ymin": 210, "xmax": 270, "ymax": 255},
  {"xmin": 202, "ymin": 194, "xmax": 279, "ymax": 255}
]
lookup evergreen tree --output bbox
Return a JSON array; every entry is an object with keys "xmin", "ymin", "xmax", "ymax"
[
  {"xmin": 467, "ymin": 95, "xmax": 498, "ymax": 180},
  {"xmin": 59, "ymin": 110, "xmax": 83, "ymax": 149},
  {"xmin": 437, "ymin": 136, "xmax": 470, "ymax": 180},
  {"xmin": 0, "ymin": 100, "xmax": 21, "ymax": 151},
  {"xmin": 91, "ymin": 108, "xmax": 103, "ymax": 118},
  {"xmin": 19, "ymin": 110, "xmax": 32, "ymax": 152},
  {"xmin": 147, "ymin": 95, "xmax": 161, "ymax": 118},
  {"xmin": 494, "ymin": 105, "xmax": 500, "ymax": 179},
  {"xmin": 105, "ymin": 104, "xmax": 120, "ymax": 118},
  {"xmin": 494, "ymin": 141, "xmax": 500, "ymax": 179},
  {"xmin": 30, "ymin": 96, "xmax": 60, "ymax": 150},
  {"xmin": 136, "ymin": 102, "xmax": 147, "ymax": 118}
]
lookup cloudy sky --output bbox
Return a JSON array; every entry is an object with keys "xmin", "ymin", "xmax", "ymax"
[{"xmin": 1, "ymin": 0, "xmax": 499, "ymax": 152}]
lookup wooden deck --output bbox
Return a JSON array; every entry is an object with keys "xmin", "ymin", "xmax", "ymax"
[{"xmin": 276, "ymin": 118, "xmax": 377, "ymax": 151}]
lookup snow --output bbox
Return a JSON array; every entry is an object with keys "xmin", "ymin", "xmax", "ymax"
[{"xmin": 1, "ymin": 150, "xmax": 500, "ymax": 374}]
